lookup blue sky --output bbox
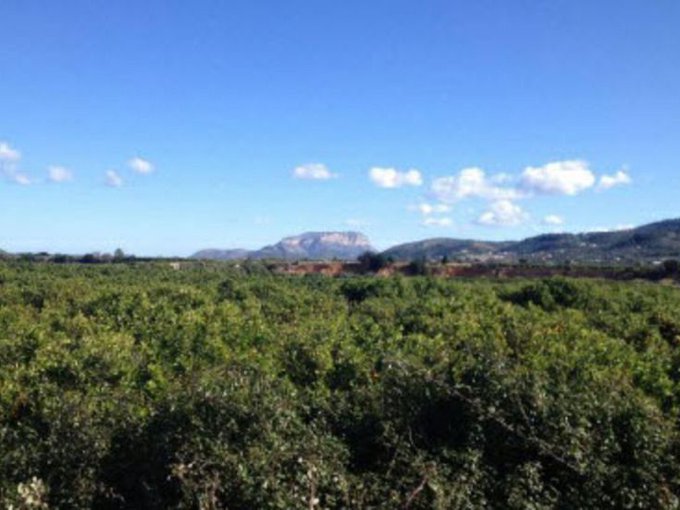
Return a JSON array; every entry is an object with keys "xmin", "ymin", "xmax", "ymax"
[{"xmin": 1, "ymin": 0, "xmax": 679, "ymax": 256}]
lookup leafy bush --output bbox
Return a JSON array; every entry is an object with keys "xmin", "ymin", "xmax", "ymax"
[
  {"xmin": 501, "ymin": 277, "xmax": 592, "ymax": 311},
  {"xmin": 1, "ymin": 262, "xmax": 680, "ymax": 507},
  {"xmin": 357, "ymin": 251, "xmax": 390, "ymax": 273}
]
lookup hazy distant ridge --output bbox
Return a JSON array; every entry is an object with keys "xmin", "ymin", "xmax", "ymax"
[
  {"xmin": 384, "ymin": 219, "xmax": 680, "ymax": 264},
  {"xmin": 191, "ymin": 231, "xmax": 373, "ymax": 261}
]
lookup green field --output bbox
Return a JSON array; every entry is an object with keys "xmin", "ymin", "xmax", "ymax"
[{"xmin": 1, "ymin": 261, "xmax": 680, "ymax": 508}]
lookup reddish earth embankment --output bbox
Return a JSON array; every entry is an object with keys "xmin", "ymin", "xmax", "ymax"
[{"xmin": 270, "ymin": 261, "xmax": 637, "ymax": 280}]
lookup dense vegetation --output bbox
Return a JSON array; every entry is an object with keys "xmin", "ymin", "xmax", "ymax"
[{"xmin": 2, "ymin": 261, "xmax": 680, "ymax": 508}]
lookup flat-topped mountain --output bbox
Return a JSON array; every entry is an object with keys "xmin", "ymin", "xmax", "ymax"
[
  {"xmin": 254, "ymin": 231, "xmax": 372, "ymax": 260},
  {"xmin": 384, "ymin": 219, "xmax": 680, "ymax": 264},
  {"xmin": 191, "ymin": 231, "xmax": 374, "ymax": 261}
]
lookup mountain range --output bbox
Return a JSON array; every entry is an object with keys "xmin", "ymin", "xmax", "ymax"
[
  {"xmin": 383, "ymin": 219, "xmax": 680, "ymax": 264},
  {"xmin": 192, "ymin": 219, "xmax": 680, "ymax": 264},
  {"xmin": 192, "ymin": 231, "xmax": 374, "ymax": 261}
]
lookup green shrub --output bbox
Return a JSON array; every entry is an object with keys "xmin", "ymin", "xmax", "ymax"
[{"xmin": 1, "ymin": 263, "xmax": 679, "ymax": 507}]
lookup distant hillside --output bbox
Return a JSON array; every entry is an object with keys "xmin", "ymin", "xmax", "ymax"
[
  {"xmin": 383, "ymin": 219, "xmax": 680, "ymax": 264},
  {"xmin": 382, "ymin": 238, "xmax": 511, "ymax": 261},
  {"xmin": 8, "ymin": 218, "xmax": 674, "ymax": 265},
  {"xmin": 505, "ymin": 219, "xmax": 680, "ymax": 263},
  {"xmin": 190, "ymin": 249, "xmax": 250, "ymax": 261},
  {"xmin": 191, "ymin": 231, "xmax": 374, "ymax": 261}
]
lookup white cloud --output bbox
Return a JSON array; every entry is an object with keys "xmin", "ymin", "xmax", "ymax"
[
  {"xmin": 477, "ymin": 200, "xmax": 528, "ymax": 227},
  {"xmin": 591, "ymin": 224, "xmax": 635, "ymax": 233},
  {"xmin": 598, "ymin": 170, "xmax": 631, "ymax": 190},
  {"xmin": 0, "ymin": 167, "xmax": 31, "ymax": 185},
  {"xmin": 411, "ymin": 202, "xmax": 452, "ymax": 215},
  {"xmin": 431, "ymin": 167, "xmax": 521, "ymax": 203},
  {"xmin": 0, "ymin": 141, "xmax": 30, "ymax": 184},
  {"xmin": 0, "ymin": 142, "xmax": 21, "ymax": 161},
  {"xmin": 369, "ymin": 167, "xmax": 422, "ymax": 188},
  {"xmin": 48, "ymin": 166, "xmax": 73, "ymax": 183},
  {"xmin": 543, "ymin": 214, "xmax": 564, "ymax": 226},
  {"xmin": 422, "ymin": 160, "xmax": 628, "ymax": 229},
  {"xmin": 293, "ymin": 163, "xmax": 337, "ymax": 180},
  {"xmin": 128, "ymin": 157, "xmax": 154, "ymax": 174},
  {"xmin": 10, "ymin": 173, "xmax": 32, "ymax": 186},
  {"xmin": 105, "ymin": 170, "xmax": 124, "ymax": 188},
  {"xmin": 520, "ymin": 160, "xmax": 595, "ymax": 196},
  {"xmin": 422, "ymin": 217, "xmax": 453, "ymax": 227}
]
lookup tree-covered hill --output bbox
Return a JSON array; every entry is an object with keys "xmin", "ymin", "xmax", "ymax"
[
  {"xmin": 381, "ymin": 238, "xmax": 511, "ymax": 262},
  {"xmin": 506, "ymin": 218, "xmax": 680, "ymax": 262},
  {"xmin": 384, "ymin": 218, "xmax": 680, "ymax": 264}
]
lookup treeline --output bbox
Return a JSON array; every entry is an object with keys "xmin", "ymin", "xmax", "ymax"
[
  {"xmin": 1, "ymin": 262, "xmax": 680, "ymax": 507},
  {"xmin": 1, "ymin": 249, "xmax": 139, "ymax": 264},
  {"xmin": 356, "ymin": 250, "xmax": 680, "ymax": 281},
  {"xmin": 4, "ymin": 248, "xmax": 680, "ymax": 283}
]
